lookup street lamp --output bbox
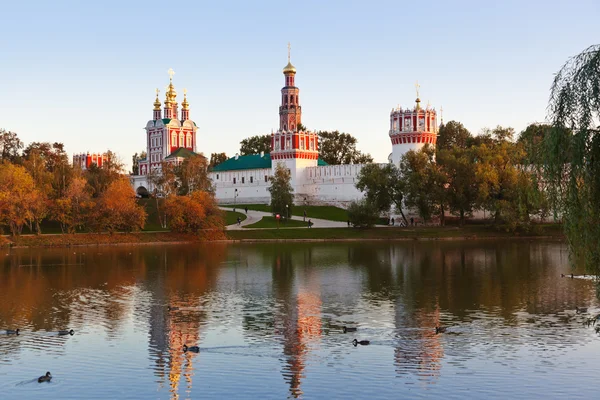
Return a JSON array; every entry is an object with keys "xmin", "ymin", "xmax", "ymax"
[
  {"xmin": 234, "ymin": 188, "xmax": 238, "ymax": 212},
  {"xmin": 286, "ymin": 204, "xmax": 289, "ymax": 219}
]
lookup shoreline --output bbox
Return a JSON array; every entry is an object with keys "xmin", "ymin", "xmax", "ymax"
[{"xmin": 2, "ymin": 226, "xmax": 565, "ymax": 249}]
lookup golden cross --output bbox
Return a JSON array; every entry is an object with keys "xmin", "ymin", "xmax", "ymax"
[
  {"xmin": 168, "ymin": 68, "xmax": 175, "ymax": 80},
  {"xmin": 287, "ymin": 42, "xmax": 291, "ymax": 62},
  {"xmin": 184, "ymin": 88, "xmax": 187, "ymax": 96},
  {"xmin": 155, "ymin": 88, "xmax": 159, "ymax": 97},
  {"xmin": 415, "ymin": 80, "xmax": 420, "ymax": 98}
]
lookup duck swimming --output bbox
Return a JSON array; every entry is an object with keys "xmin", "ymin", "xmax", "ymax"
[
  {"xmin": 38, "ymin": 372, "xmax": 52, "ymax": 383},
  {"xmin": 343, "ymin": 326, "xmax": 357, "ymax": 333},
  {"xmin": 168, "ymin": 306, "xmax": 180, "ymax": 311},
  {"xmin": 5, "ymin": 329, "xmax": 19, "ymax": 335},
  {"xmin": 435, "ymin": 326, "xmax": 447, "ymax": 334},
  {"xmin": 576, "ymin": 307, "xmax": 588, "ymax": 314},
  {"xmin": 352, "ymin": 339, "xmax": 370, "ymax": 346},
  {"xmin": 58, "ymin": 329, "xmax": 74, "ymax": 336},
  {"xmin": 183, "ymin": 344, "xmax": 200, "ymax": 353}
]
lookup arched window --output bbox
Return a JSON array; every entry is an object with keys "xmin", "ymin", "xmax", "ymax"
[
  {"xmin": 179, "ymin": 132, "xmax": 184, "ymax": 147},
  {"xmin": 186, "ymin": 135, "xmax": 191, "ymax": 148},
  {"xmin": 284, "ymin": 123, "xmax": 287, "ymax": 131},
  {"xmin": 290, "ymin": 95, "xmax": 294, "ymax": 105},
  {"xmin": 171, "ymin": 132, "xmax": 177, "ymax": 145}
]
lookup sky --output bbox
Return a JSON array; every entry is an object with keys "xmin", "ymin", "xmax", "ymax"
[{"xmin": 2, "ymin": 0, "xmax": 599, "ymax": 170}]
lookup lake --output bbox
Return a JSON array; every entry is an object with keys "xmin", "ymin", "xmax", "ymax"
[{"xmin": 0, "ymin": 240, "xmax": 598, "ymax": 399}]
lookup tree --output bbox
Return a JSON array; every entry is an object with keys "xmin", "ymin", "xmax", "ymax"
[
  {"xmin": 90, "ymin": 177, "xmax": 146, "ymax": 234},
  {"xmin": 546, "ymin": 44, "xmax": 600, "ymax": 275},
  {"xmin": 437, "ymin": 121, "xmax": 471, "ymax": 151},
  {"xmin": 22, "ymin": 141, "xmax": 72, "ymax": 199},
  {"xmin": 240, "ymin": 135, "xmax": 271, "ymax": 155},
  {"xmin": 85, "ymin": 151, "xmax": 124, "ymax": 197},
  {"xmin": 318, "ymin": 131, "xmax": 373, "ymax": 165},
  {"xmin": 438, "ymin": 147, "xmax": 479, "ymax": 225},
  {"xmin": 209, "ymin": 152, "xmax": 228, "ymax": 170},
  {"xmin": 52, "ymin": 177, "xmax": 94, "ymax": 233},
  {"xmin": 268, "ymin": 163, "xmax": 293, "ymax": 217},
  {"xmin": 347, "ymin": 200, "xmax": 379, "ymax": 228},
  {"xmin": 400, "ymin": 145, "xmax": 448, "ymax": 224},
  {"xmin": 131, "ymin": 151, "xmax": 147, "ymax": 175},
  {"xmin": 147, "ymin": 161, "xmax": 179, "ymax": 229},
  {"xmin": 355, "ymin": 163, "xmax": 407, "ymax": 224},
  {"xmin": 0, "ymin": 163, "xmax": 37, "ymax": 236},
  {"xmin": 165, "ymin": 191, "xmax": 224, "ymax": 233},
  {"xmin": 0, "ymin": 129, "xmax": 23, "ymax": 163},
  {"xmin": 177, "ymin": 155, "xmax": 212, "ymax": 195}
]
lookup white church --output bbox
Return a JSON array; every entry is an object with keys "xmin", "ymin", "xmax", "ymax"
[{"xmin": 130, "ymin": 53, "xmax": 440, "ymax": 206}]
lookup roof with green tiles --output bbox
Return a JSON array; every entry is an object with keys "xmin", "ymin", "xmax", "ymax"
[
  {"xmin": 165, "ymin": 147, "xmax": 201, "ymax": 159},
  {"xmin": 211, "ymin": 153, "xmax": 328, "ymax": 172}
]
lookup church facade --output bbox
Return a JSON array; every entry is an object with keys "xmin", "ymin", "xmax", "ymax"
[{"xmin": 131, "ymin": 52, "xmax": 439, "ymax": 207}]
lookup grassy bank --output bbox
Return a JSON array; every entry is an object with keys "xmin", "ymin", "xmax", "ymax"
[
  {"xmin": 221, "ymin": 204, "xmax": 348, "ymax": 222},
  {"xmin": 225, "ymin": 211, "xmax": 247, "ymax": 225},
  {"xmin": 227, "ymin": 224, "xmax": 565, "ymax": 241}
]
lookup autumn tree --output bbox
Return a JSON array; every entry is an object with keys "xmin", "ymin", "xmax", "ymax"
[
  {"xmin": 147, "ymin": 161, "xmax": 179, "ymax": 228},
  {"xmin": 165, "ymin": 191, "xmax": 223, "ymax": 233},
  {"xmin": 355, "ymin": 163, "xmax": 407, "ymax": 224},
  {"xmin": 240, "ymin": 135, "xmax": 271, "ymax": 155},
  {"xmin": 0, "ymin": 163, "xmax": 38, "ymax": 236},
  {"xmin": 85, "ymin": 151, "xmax": 124, "ymax": 197},
  {"xmin": 209, "ymin": 152, "xmax": 228, "ymax": 170},
  {"xmin": 268, "ymin": 163, "xmax": 293, "ymax": 217},
  {"xmin": 90, "ymin": 177, "xmax": 146, "ymax": 233},
  {"xmin": 318, "ymin": 131, "xmax": 373, "ymax": 165},
  {"xmin": 52, "ymin": 177, "xmax": 94, "ymax": 233},
  {"xmin": 0, "ymin": 129, "xmax": 23, "ymax": 163},
  {"xmin": 437, "ymin": 147, "xmax": 479, "ymax": 225}
]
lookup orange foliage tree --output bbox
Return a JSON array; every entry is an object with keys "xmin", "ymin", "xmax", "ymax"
[
  {"xmin": 0, "ymin": 163, "xmax": 41, "ymax": 236},
  {"xmin": 52, "ymin": 177, "xmax": 95, "ymax": 233},
  {"xmin": 90, "ymin": 177, "xmax": 147, "ymax": 234},
  {"xmin": 165, "ymin": 191, "xmax": 223, "ymax": 234}
]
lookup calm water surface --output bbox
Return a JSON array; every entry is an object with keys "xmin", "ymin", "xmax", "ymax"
[{"xmin": 0, "ymin": 240, "xmax": 598, "ymax": 399}]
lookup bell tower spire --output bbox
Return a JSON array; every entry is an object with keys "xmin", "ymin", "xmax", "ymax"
[
  {"xmin": 153, "ymin": 88, "xmax": 162, "ymax": 120},
  {"xmin": 280, "ymin": 43, "xmax": 301, "ymax": 132}
]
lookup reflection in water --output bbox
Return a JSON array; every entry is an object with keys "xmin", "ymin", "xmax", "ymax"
[{"xmin": 0, "ymin": 240, "xmax": 598, "ymax": 399}]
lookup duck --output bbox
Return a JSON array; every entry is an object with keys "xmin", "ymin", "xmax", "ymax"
[
  {"xmin": 58, "ymin": 329, "xmax": 74, "ymax": 336},
  {"xmin": 5, "ymin": 329, "xmax": 19, "ymax": 335},
  {"xmin": 38, "ymin": 372, "xmax": 52, "ymax": 383},
  {"xmin": 168, "ymin": 306, "xmax": 180, "ymax": 311},
  {"xmin": 560, "ymin": 273, "xmax": 565, "ymax": 278},
  {"xmin": 343, "ymin": 326, "xmax": 357, "ymax": 333},
  {"xmin": 352, "ymin": 339, "xmax": 370, "ymax": 346},
  {"xmin": 435, "ymin": 326, "xmax": 447, "ymax": 334},
  {"xmin": 576, "ymin": 307, "xmax": 588, "ymax": 314},
  {"xmin": 595, "ymin": 326, "xmax": 600, "ymax": 334},
  {"xmin": 182, "ymin": 344, "xmax": 200, "ymax": 353}
]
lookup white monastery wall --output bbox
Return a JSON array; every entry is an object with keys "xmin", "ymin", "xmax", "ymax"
[{"xmin": 210, "ymin": 168, "xmax": 272, "ymax": 204}]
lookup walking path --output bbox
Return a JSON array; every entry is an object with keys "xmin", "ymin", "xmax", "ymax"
[{"xmin": 221, "ymin": 207, "xmax": 347, "ymax": 230}]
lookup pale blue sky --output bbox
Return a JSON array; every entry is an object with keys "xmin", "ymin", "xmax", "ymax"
[{"xmin": 2, "ymin": 0, "xmax": 598, "ymax": 169}]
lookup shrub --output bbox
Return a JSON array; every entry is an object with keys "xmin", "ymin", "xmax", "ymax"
[{"xmin": 347, "ymin": 200, "xmax": 379, "ymax": 228}]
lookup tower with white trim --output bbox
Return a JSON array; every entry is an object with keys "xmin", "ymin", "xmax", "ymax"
[{"xmin": 389, "ymin": 82, "xmax": 438, "ymax": 167}]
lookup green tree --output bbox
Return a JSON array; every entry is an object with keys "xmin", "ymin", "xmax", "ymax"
[
  {"xmin": 209, "ymin": 152, "xmax": 228, "ymax": 169},
  {"xmin": 546, "ymin": 44, "xmax": 600, "ymax": 275},
  {"xmin": 318, "ymin": 131, "xmax": 373, "ymax": 165},
  {"xmin": 131, "ymin": 151, "xmax": 147, "ymax": 175},
  {"xmin": 268, "ymin": 163, "xmax": 293, "ymax": 217},
  {"xmin": 177, "ymin": 155, "xmax": 212, "ymax": 195},
  {"xmin": 438, "ymin": 147, "xmax": 479, "ymax": 225},
  {"xmin": 240, "ymin": 135, "xmax": 271, "ymax": 155},
  {"xmin": 0, "ymin": 129, "xmax": 23, "ymax": 163},
  {"xmin": 437, "ymin": 121, "xmax": 471, "ymax": 151},
  {"xmin": 400, "ymin": 145, "xmax": 448, "ymax": 224},
  {"xmin": 347, "ymin": 199, "xmax": 379, "ymax": 228},
  {"xmin": 355, "ymin": 163, "xmax": 407, "ymax": 224}
]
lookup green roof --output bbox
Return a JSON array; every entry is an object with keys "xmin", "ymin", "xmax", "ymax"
[
  {"xmin": 165, "ymin": 147, "xmax": 199, "ymax": 159},
  {"xmin": 212, "ymin": 153, "xmax": 328, "ymax": 172},
  {"xmin": 161, "ymin": 118, "xmax": 171, "ymax": 125}
]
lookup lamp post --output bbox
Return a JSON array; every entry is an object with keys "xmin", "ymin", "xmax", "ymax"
[
  {"xmin": 286, "ymin": 204, "xmax": 289, "ymax": 219},
  {"xmin": 234, "ymin": 188, "xmax": 238, "ymax": 212}
]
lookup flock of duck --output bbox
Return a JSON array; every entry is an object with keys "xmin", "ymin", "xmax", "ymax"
[{"xmin": 2, "ymin": 328, "xmax": 74, "ymax": 383}]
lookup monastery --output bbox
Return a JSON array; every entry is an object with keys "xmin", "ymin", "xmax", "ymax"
[{"xmin": 129, "ymin": 49, "xmax": 440, "ymax": 206}]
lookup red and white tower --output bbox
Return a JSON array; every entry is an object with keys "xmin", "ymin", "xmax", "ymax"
[
  {"xmin": 138, "ymin": 68, "xmax": 197, "ymax": 176},
  {"xmin": 270, "ymin": 44, "xmax": 319, "ymax": 186},
  {"xmin": 389, "ymin": 82, "xmax": 438, "ymax": 166}
]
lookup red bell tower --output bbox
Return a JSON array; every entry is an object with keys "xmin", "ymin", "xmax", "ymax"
[{"xmin": 279, "ymin": 43, "xmax": 302, "ymax": 132}]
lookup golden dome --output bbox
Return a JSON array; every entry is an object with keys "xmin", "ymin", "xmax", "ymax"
[
  {"xmin": 153, "ymin": 97, "xmax": 161, "ymax": 110},
  {"xmin": 182, "ymin": 92, "xmax": 189, "ymax": 110},
  {"xmin": 283, "ymin": 61, "xmax": 296, "ymax": 74}
]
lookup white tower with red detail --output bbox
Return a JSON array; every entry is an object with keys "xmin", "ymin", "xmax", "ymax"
[
  {"xmin": 389, "ymin": 82, "xmax": 438, "ymax": 166},
  {"xmin": 270, "ymin": 44, "xmax": 319, "ymax": 188}
]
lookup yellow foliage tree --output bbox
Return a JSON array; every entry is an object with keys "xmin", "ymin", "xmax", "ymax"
[
  {"xmin": 165, "ymin": 191, "xmax": 223, "ymax": 233},
  {"xmin": 91, "ymin": 177, "xmax": 146, "ymax": 234},
  {"xmin": 0, "ymin": 163, "xmax": 40, "ymax": 236}
]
